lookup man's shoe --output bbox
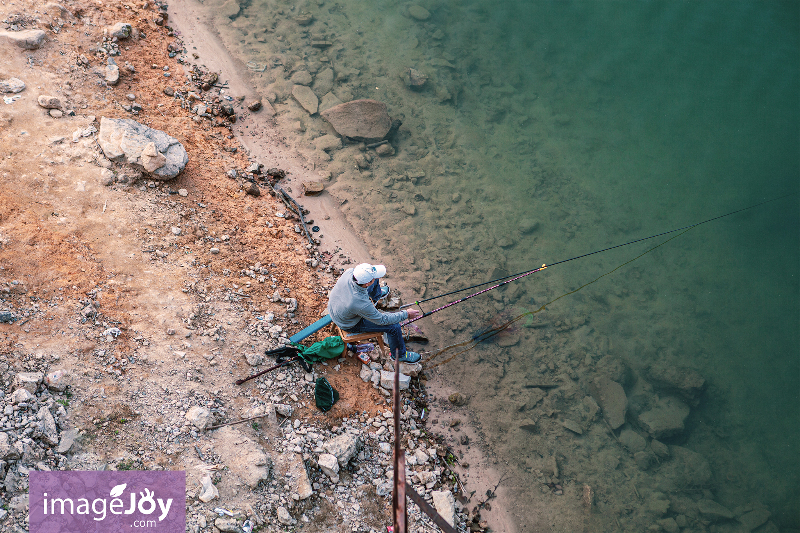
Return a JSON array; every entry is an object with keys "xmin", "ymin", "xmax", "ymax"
[{"xmin": 392, "ymin": 350, "xmax": 421, "ymax": 364}]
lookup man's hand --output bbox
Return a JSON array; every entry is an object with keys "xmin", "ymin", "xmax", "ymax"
[{"xmin": 406, "ymin": 308, "xmax": 422, "ymax": 320}]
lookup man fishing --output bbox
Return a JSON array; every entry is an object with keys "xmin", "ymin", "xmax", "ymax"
[{"xmin": 328, "ymin": 263, "xmax": 422, "ymax": 363}]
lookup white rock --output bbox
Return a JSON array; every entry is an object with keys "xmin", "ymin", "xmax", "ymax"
[
  {"xmin": 0, "ymin": 77, "xmax": 25, "ymax": 94},
  {"xmin": 323, "ymin": 432, "xmax": 360, "ymax": 466},
  {"xmin": 185, "ymin": 406, "xmax": 212, "ymax": 430},
  {"xmin": 277, "ymin": 506, "xmax": 295, "ymax": 526},
  {"xmin": 14, "ymin": 372, "xmax": 43, "ymax": 393},
  {"xmin": 0, "ymin": 29, "xmax": 47, "ymax": 49},
  {"xmin": 37, "ymin": 406, "xmax": 59, "ymax": 446},
  {"xmin": 11, "ymin": 388, "xmax": 35, "ymax": 404},
  {"xmin": 318, "ymin": 453, "xmax": 340, "ymax": 482},
  {"xmin": 292, "ymin": 85, "xmax": 318, "ymax": 114},
  {"xmin": 380, "ymin": 370, "xmax": 410, "ymax": 390},
  {"xmin": 44, "ymin": 369, "xmax": 72, "ymax": 392},
  {"xmin": 431, "ymin": 490, "xmax": 456, "ymax": 526},
  {"xmin": 244, "ymin": 352, "xmax": 263, "ymax": 366}
]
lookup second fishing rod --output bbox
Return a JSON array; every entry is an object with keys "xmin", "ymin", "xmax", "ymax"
[{"xmin": 397, "ymin": 194, "xmax": 793, "ymax": 324}]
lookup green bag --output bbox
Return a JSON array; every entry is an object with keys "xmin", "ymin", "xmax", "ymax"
[
  {"xmin": 315, "ymin": 377, "xmax": 339, "ymax": 412},
  {"xmin": 291, "ymin": 336, "xmax": 345, "ymax": 364}
]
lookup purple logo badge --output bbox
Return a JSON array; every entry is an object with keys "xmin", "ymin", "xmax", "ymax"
[{"xmin": 30, "ymin": 470, "xmax": 185, "ymax": 532}]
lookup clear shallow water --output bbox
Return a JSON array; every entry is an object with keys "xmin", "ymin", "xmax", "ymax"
[{"xmin": 204, "ymin": 0, "xmax": 798, "ymax": 528}]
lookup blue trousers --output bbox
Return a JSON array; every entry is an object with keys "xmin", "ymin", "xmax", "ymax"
[{"xmin": 346, "ymin": 281, "xmax": 406, "ymax": 357}]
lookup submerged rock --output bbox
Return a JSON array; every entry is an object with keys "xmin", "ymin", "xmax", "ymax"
[
  {"xmin": 292, "ymin": 85, "xmax": 318, "ymax": 114},
  {"xmin": 588, "ymin": 376, "xmax": 627, "ymax": 429},
  {"xmin": 638, "ymin": 396, "xmax": 690, "ymax": 439},
  {"xmin": 321, "ymin": 99, "xmax": 392, "ymax": 142}
]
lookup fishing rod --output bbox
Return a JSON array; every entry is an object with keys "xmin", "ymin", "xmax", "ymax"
[{"xmin": 401, "ymin": 193, "xmax": 795, "ymax": 321}]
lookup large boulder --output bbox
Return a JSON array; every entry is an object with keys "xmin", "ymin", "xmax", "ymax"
[
  {"xmin": 97, "ymin": 117, "xmax": 188, "ymax": 179},
  {"xmin": 321, "ymin": 99, "xmax": 392, "ymax": 142},
  {"xmin": 0, "ymin": 29, "xmax": 47, "ymax": 49},
  {"xmin": 588, "ymin": 376, "xmax": 627, "ymax": 429}
]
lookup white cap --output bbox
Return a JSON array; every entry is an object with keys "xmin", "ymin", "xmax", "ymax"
[{"xmin": 353, "ymin": 263, "xmax": 387, "ymax": 284}]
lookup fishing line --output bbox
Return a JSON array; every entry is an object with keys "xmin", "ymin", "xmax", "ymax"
[
  {"xmin": 421, "ymin": 227, "xmax": 693, "ymax": 369},
  {"xmin": 398, "ymin": 193, "xmax": 796, "ymax": 369},
  {"xmin": 399, "ymin": 193, "xmax": 794, "ymax": 311}
]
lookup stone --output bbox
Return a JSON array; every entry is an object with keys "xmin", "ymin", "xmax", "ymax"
[
  {"xmin": 290, "ymin": 70, "xmax": 313, "ymax": 86},
  {"xmin": 214, "ymin": 518, "xmax": 240, "ymax": 532},
  {"xmin": 198, "ymin": 474, "xmax": 219, "ymax": 502},
  {"xmin": 657, "ymin": 518, "xmax": 680, "ymax": 533},
  {"xmin": 448, "ymin": 393, "xmax": 467, "ymax": 406},
  {"xmin": 668, "ymin": 446, "xmax": 712, "ymax": 487},
  {"xmin": 14, "ymin": 372, "xmax": 43, "ymax": 393},
  {"xmin": 37, "ymin": 406, "xmax": 59, "ymax": 446},
  {"xmin": 633, "ymin": 450, "xmax": 656, "ymax": 470},
  {"xmin": 276, "ymin": 453, "xmax": 313, "ymax": 499},
  {"xmin": 185, "ymin": 406, "xmax": 212, "ymax": 430},
  {"xmin": 98, "ymin": 117, "xmax": 188, "ymax": 179},
  {"xmin": 213, "ymin": 427, "xmax": 272, "ymax": 488},
  {"xmin": 11, "ymin": 388, "xmax": 35, "ymax": 404},
  {"xmin": 398, "ymin": 362, "xmax": 422, "ymax": 377},
  {"xmin": 0, "ymin": 433, "xmax": 21, "ymax": 460},
  {"xmin": 561, "ymin": 419, "xmax": 583, "ymax": 435},
  {"xmin": 319, "ymin": 92, "xmax": 343, "ymax": 113},
  {"xmin": 408, "ymin": 5, "xmax": 431, "ymax": 20},
  {"xmin": 56, "ymin": 428, "xmax": 79, "ymax": 454},
  {"xmin": 302, "ymin": 181, "xmax": 324, "ymax": 195},
  {"xmin": 292, "ymin": 85, "xmax": 318, "ymax": 114},
  {"xmin": 276, "ymin": 506, "xmax": 295, "ymax": 526},
  {"xmin": 37, "ymin": 95, "xmax": 61, "ymax": 110},
  {"xmin": 738, "ymin": 508, "xmax": 770, "ymax": 531},
  {"xmin": 638, "ymin": 396, "xmax": 690, "ymax": 439},
  {"xmin": 49, "ymin": 109, "xmax": 63, "ymax": 118},
  {"xmin": 321, "ymin": 99, "xmax": 392, "ymax": 142},
  {"xmin": 375, "ymin": 143, "xmax": 395, "ymax": 156},
  {"xmin": 618, "ymin": 428, "xmax": 647, "ymax": 452},
  {"xmin": 645, "ymin": 361, "xmax": 706, "ymax": 404},
  {"xmin": 244, "ymin": 352, "xmax": 263, "ymax": 366},
  {"xmin": 105, "ymin": 64, "xmax": 120, "ymax": 86},
  {"xmin": 380, "ymin": 370, "xmax": 410, "ymax": 390},
  {"xmin": 650, "ymin": 439, "xmax": 669, "ymax": 458},
  {"xmin": 315, "ymin": 133, "xmax": 341, "ymax": 152},
  {"xmin": 519, "ymin": 219, "xmax": 539, "ymax": 234},
  {"xmin": 245, "ymin": 182, "xmax": 261, "ymax": 196},
  {"xmin": 313, "ymin": 68, "xmax": 334, "ymax": 95},
  {"xmin": 108, "ymin": 22, "xmax": 133, "ymax": 39},
  {"xmin": 588, "ymin": 376, "xmax": 627, "ymax": 429},
  {"xmin": 318, "ymin": 453, "xmax": 339, "ymax": 482},
  {"xmin": 323, "ymin": 432, "xmax": 360, "ymax": 466},
  {"xmin": 697, "ymin": 499, "xmax": 734, "ymax": 521},
  {"xmin": 0, "ymin": 29, "xmax": 47, "ymax": 49},
  {"xmin": 0, "ymin": 77, "xmax": 25, "ymax": 93},
  {"xmin": 141, "ymin": 142, "xmax": 167, "ymax": 172},
  {"xmin": 220, "ymin": 0, "xmax": 241, "ymax": 18},
  {"xmin": 247, "ymin": 100, "xmax": 262, "ymax": 111},
  {"xmin": 360, "ymin": 365, "xmax": 374, "ymax": 383},
  {"xmin": 431, "ymin": 490, "xmax": 455, "ymax": 526}
]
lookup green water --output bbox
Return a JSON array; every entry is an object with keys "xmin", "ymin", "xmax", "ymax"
[{"xmin": 205, "ymin": 0, "xmax": 798, "ymax": 529}]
